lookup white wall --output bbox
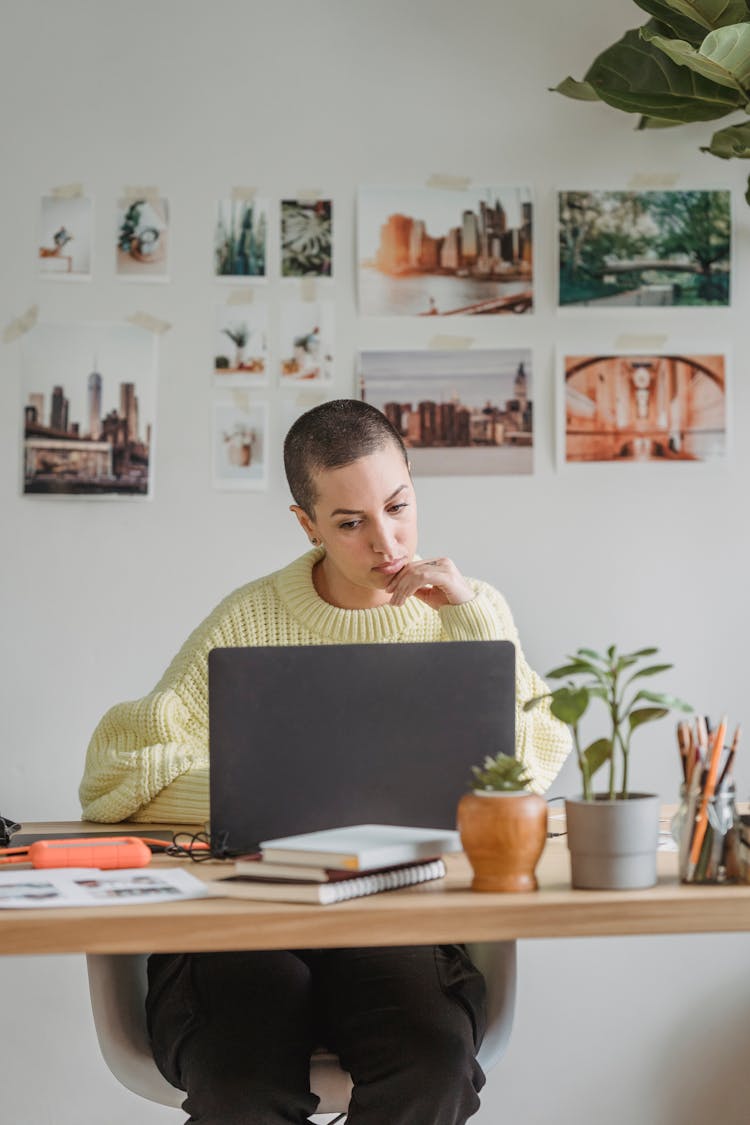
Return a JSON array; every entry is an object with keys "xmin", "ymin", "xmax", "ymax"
[{"xmin": 1, "ymin": 1, "xmax": 749, "ymax": 1122}]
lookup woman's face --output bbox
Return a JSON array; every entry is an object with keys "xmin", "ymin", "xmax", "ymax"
[{"xmin": 295, "ymin": 441, "xmax": 419, "ymax": 609}]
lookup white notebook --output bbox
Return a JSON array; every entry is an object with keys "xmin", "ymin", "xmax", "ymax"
[
  {"xmin": 259, "ymin": 823, "xmax": 461, "ymax": 871},
  {"xmin": 207, "ymin": 858, "xmax": 447, "ymax": 905}
]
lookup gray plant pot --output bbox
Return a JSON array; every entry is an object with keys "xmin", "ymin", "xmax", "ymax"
[{"xmin": 565, "ymin": 793, "xmax": 660, "ymax": 890}]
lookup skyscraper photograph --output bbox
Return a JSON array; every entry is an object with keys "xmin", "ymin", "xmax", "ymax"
[{"xmin": 21, "ymin": 322, "xmax": 157, "ymax": 497}]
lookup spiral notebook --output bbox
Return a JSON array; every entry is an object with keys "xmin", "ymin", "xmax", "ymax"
[{"xmin": 205, "ymin": 858, "xmax": 447, "ymax": 905}]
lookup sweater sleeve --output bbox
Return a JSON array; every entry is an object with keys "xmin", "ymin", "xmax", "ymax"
[
  {"xmin": 439, "ymin": 583, "xmax": 572, "ymax": 794},
  {"xmin": 78, "ymin": 582, "xmax": 262, "ymax": 823}
]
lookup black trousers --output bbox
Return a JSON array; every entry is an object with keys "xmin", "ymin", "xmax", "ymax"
[{"xmin": 146, "ymin": 945, "xmax": 487, "ymax": 1124}]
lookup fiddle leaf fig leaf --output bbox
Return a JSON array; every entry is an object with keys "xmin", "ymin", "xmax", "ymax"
[
  {"xmin": 553, "ymin": 76, "xmax": 602, "ymax": 100},
  {"xmin": 629, "ymin": 707, "xmax": 670, "ymax": 730},
  {"xmin": 643, "ymin": 24, "xmax": 750, "ymax": 92},
  {"xmin": 585, "ymin": 27, "xmax": 745, "ymax": 120},
  {"xmin": 582, "ymin": 737, "xmax": 613, "ymax": 776},
  {"xmin": 636, "ymin": 0, "xmax": 750, "ymax": 40},
  {"xmin": 549, "ymin": 686, "xmax": 590, "ymax": 725},
  {"xmin": 701, "ymin": 118, "xmax": 750, "ymax": 155}
]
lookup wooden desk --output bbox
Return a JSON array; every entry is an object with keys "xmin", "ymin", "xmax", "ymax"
[{"xmin": 2, "ymin": 821, "xmax": 750, "ymax": 956}]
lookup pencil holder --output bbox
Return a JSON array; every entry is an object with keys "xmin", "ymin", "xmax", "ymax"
[{"xmin": 674, "ymin": 781, "xmax": 740, "ymax": 884}]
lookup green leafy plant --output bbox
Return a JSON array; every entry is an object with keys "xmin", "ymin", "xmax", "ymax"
[
  {"xmin": 524, "ymin": 645, "xmax": 691, "ymax": 801},
  {"xmin": 554, "ymin": 1, "xmax": 750, "ymax": 203},
  {"xmin": 469, "ymin": 753, "xmax": 533, "ymax": 793}
]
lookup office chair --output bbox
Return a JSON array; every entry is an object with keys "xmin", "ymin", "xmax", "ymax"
[{"xmin": 86, "ymin": 941, "xmax": 516, "ymax": 1119}]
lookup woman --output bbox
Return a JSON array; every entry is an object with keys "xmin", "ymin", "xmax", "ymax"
[{"xmin": 80, "ymin": 399, "xmax": 570, "ymax": 1124}]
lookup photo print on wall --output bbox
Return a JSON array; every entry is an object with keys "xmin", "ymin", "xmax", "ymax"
[
  {"xmin": 213, "ymin": 394, "xmax": 269, "ymax": 490},
  {"xmin": 214, "ymin": 304, "xmax": 269, "ymax": 386},
  {"xmin": 357, "ymin": 185, "xmax": 533, "ymax": 316},
  {"xmin": 359, "ymin": 348, "xmax": 533, "ymax": 476},
  {"xmin": 279, "ymin": 301, "xmax": 334, "ymax": 384},
  {"xmin": 281, "ymin": 198, "xmax": 333, "ymax": 277},
  {"xmin": 215, "ymin": 197, "xmax": 268, "ymax": 279},
  {"xmin": 38, "ymin": 195, "xmax": 93, "ymax": 280},
  {"xmin": 560, "ymin": 353, "xmax": 727, "ymax": 465},
  {"xmin": 116, "ymin": 196, "xmax": 170, "ymax": 280},
  {"xmin": 558, "ymin": 190, "xmax": 731, "ymax": 309},
  {"xmin": 21, "ymin": 322, "xmax": 157, "ymax": 497}
]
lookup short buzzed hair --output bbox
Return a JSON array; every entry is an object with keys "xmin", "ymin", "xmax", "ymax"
[{"xmin": 284, "ymin": 399, "xmax": 409, "ymax": 517}]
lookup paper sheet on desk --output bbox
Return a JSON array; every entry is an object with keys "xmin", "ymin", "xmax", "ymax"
[{"xmin": 0, "ymin": 867, "xmax": 209, "ymax": 908}]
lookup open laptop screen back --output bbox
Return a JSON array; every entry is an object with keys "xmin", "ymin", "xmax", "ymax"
[{"xmin": 208, "ymin": 640, "xmax": 515, "ymax": 856}]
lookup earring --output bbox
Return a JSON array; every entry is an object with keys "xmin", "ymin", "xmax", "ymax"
[{"xmin": 311, "ymin": 538, "xmax": 318, "ymax": 545}]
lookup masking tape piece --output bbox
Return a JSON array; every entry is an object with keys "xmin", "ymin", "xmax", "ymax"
[
  {"xmin": 122, "ymin": 185, "xmax": 160, "ymax": 203},
  {"xmin": 231, "ymin": 389, "xmax": 252, "ymax": 413},
  {"xmin": 615, "ymin": 334, "xmax": 668, "ymax": 351},
  {"xmin": 300, "ymin": 278, "xmax": 317, "ymax": 301},
  {"xmin": 426, "ymin": 174, "xmax": 471, "ymax": 191},
  {"xmin": 50, "ymin": 183, "xmax": 84, "ymax": 199},
  {"xmin": 295, "ymin": 189, "xmax": 322, "ymax": 203},
  {"xmin": 627, "ymin": 173, "xmax": 679, "ymax": 189},
  {"xmin": 429, "ymin": 335, "xmax": 474, "ymax": 351},
  {"xmin": 127, "ymin": 312, "xmax": 171, "ymax": 334},
  {"xmin": 3, "ymin": 304, "xmax": 38, "ymax": 343},
  {"xmin": 227, "ymin": 289, "xmax": 255, "ymax": 305},
  {"xmin": 232, "ymin": 186, "xmax": 257, "ymax": 202}
]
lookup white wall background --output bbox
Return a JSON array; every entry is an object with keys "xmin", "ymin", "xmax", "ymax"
[{"xmin": 1, "ymin": 1, "xmax": 749, "ymax": 1122}]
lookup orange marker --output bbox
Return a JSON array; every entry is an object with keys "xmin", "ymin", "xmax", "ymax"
[{"xmin": 689, "ymin": 716, "xmax": 727, "ymax": 869}]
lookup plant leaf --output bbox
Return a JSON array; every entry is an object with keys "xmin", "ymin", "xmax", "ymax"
[
  {"xmin": 546, "ymin": 661, "xmax": 601, "ymax": 679},
  {"xmin": 553, "ymin": 76, "xmax": 602, "ymax": 100},
  {"xmin": 624, "ymin": 663, "xmax": 674, "ymax": 684},
  {"xmin": 643, "ymin": 24, "xmax": 750, "ymax": 92},
  {"xmin": 628, "ymin": 646, "xmax": 661, "ymax": 657},
  {"xmin": 629, "ymin": 706, "xmax": 670, "ymax": 730},
  {"xmin": 701, "ymin": 118, "xmax": 750, "ymax": 154},
  {"xmin": 746, "ymin": 170, "xmax": 750, "ymax": 204},
  {"xmin": 584, "ymin": 26, "xmax": 746, "ymax": 120},
  {"xmin": 549, "ymin": 686, "xmax": 590, "ymax": 725},
  {"xmin": 638, "ymin": 113, "xmax": 687, "ymax": 125},
  {"xmin": 582, "ymin": 737, "xmax": 613, "ymax": 776},
  {"xmin": 576, "ymin": 647, "xmax": 606, "ymax": 662},
  {"xmin": 635, "ymin": 0, "xmax": 749, "ymax": 40},
  {"xmin": 633, "ymin": 689, "xmax": 693, "ymax": 711}
]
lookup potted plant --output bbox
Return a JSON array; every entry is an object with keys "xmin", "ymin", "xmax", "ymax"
[
  {"xmin": 553, "ymin": 1, "xmax": 750, "ymax": 204},
  {"xmin": 457, "ymin": 754, "xmax": 548, "ymax": 892},
  {"xmin": 525, "ymin": 645, "xmax": 691, "ymax": 889}
]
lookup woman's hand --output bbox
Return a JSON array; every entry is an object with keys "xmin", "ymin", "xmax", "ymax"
[{"xmin": 386, "ymin": 557, "xmax": 475, "ymax": 610}]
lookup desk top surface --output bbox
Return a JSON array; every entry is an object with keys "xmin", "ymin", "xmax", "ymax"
[{"xmin": 2, "ymin": 819, "xmax": 750, "ymax": 956}]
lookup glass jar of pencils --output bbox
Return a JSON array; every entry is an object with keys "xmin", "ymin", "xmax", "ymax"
[{"xmin": 674, "ymin": 780, "xmax": 740, "ymax": 884}]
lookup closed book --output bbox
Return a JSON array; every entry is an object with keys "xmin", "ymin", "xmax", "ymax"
[
  {"xmin": 205, "ymin": 858, "xmax": 447, "ymax": 904},
  {"xmin": 233, "ymin": 856, "xmax": 442, "ymax": 883},
  {"xmin": 258, "ymin": 824, "xmax": 461, "ymax": 871}
]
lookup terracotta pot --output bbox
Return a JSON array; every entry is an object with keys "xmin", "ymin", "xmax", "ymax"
[{"xmin": 457, "ymin": 790, "xmax": 548, "ymax": 892}]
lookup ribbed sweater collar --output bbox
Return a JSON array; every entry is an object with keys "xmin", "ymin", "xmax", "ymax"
[{"xmin": 274, "ymin": 548, "xmax": 428, "ymax": 643}]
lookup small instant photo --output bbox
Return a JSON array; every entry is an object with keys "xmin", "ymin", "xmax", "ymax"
[
  {"xmin": 278, "ymin": 300, "xmax": 334, "ymax": 385},
  {"xmin": 280, "ymin": 197, "xmax": 333, "ymax": 278},
  {"xmin": 38, "ymin": 193, "xmax": 93, "ymax": 280},
  {"xmin": 214, "ymin": 197, "xmax": 269, "ymax": 280},
  {"xmin": 214, "ymin": 303, "xmax": 269, "ymax": 387},
  {"xmin": 115, "ymin": 196, "xmax": 170, "ymax": 280},
  {"xmin": 212, "ymin": 394, "xmax": 269, "ymax": 491}
]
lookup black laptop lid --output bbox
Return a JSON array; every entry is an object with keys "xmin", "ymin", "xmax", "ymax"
[{"xmin": 208, "ymin": 640, "xmax": 515, "ymax": 856}]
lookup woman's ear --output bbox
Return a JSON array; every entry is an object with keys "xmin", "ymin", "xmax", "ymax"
[{"xmin": 289, "ymin": 504, "xmax": 318, "ymax": 544}]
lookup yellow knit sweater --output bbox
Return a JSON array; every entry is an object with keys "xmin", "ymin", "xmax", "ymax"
[{"xmin": 79, "ymin": 549, "xmax": 571, "ymax": 823}]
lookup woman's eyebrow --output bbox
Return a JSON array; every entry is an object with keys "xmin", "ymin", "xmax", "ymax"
[{"xmin": 329, "ymin": 484, "xmax": 408, "ymax": 518}]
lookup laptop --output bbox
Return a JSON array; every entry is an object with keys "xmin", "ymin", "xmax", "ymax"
[{"xmin": 208, "ymin": 640, "xmax": 515, "ymax": 856}]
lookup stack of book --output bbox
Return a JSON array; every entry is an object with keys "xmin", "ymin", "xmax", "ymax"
[{"xmin": 206, "ymin": 824, "xmax": 461, "ymax": 904}]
